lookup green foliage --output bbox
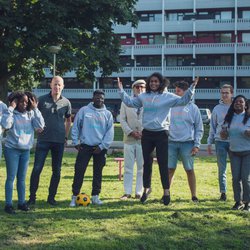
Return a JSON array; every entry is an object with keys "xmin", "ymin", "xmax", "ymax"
[
  {"xmin": 0, "ymin": 0, "xmax": 138, "ymax": 99},
  {"xmin": 0, "ymin": 153, "xmax": 249, "ymax": 249}
]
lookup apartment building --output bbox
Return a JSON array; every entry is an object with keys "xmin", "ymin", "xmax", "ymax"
[{"xmin": 39, "ymin": 0, "xmax": 250, "ymax": 111}]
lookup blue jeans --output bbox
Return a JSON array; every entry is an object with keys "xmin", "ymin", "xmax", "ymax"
[
  {"xmin": 4, "ymin": 147, "xmax": 30, "ymax": 206},
  {"xmin": 215, "ymin": 141, "xmax": 230, "ymax": 193},
  {"xmin": 29, "ymin": 141, "xmax": 64, "ymax": 200}
]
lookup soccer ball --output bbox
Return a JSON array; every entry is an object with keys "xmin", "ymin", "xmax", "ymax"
[{"xmin": 76, "ymin": 193, "xmax": 91, "ymax": 207}]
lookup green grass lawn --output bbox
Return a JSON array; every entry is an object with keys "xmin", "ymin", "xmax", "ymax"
[{"xmin": 0, "ymin": 152, "xmax": 249, "ymax": 250}]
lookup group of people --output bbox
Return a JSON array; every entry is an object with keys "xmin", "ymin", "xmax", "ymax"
[
  {"xmin": 0, "ymin": 76, "xmax": 114, "ymax": 214},
  {"xmin": 0, "ymin": 73, "xmax": 249, "ymax": 214},
  {"xmin": 118, "ymin": 73, "xmax": 250, "ymax": 212}
]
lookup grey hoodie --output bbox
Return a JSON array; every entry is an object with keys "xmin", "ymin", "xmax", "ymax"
[
  {"xmin": 227, "ymin": 112, "xmax": 250, "ymax": 152},
  {"xmin": 169, "ymin": 102, "xmax": 204, "ymax": 148},
  {"xmin": 1, "ymin": 107, "xmax": 45, "ymax": 150},
  {"xmin": 207, "ymin": 100, "xmax": 231, "ymax": 145},
  {"xmin": 119, "ymin": 85, "xmax": 195, "ymax": 131},
  {"xmin": 71, "ymin": 103, "xmax": 114, "ymax": 150}
]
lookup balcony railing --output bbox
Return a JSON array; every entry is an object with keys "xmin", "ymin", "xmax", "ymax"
[
  {"xmin": 135, "ymin": 0, "xmax": 249, "ymax": 10},
  {"xmin": 121, "ymin": 43, "xmax": 250, "ymax": 56},
  {"xmin": 45, "ymin": 65, "xmax": 250, "ymax": 79},
  {"xmin": 32, "ymin": 88, "xmax": 250, "ymax": 100}
]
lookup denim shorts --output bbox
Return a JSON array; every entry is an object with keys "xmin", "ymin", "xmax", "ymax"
[{"xmin": 168, "ymin": 141, "xmax": 194, "ymax": 170}]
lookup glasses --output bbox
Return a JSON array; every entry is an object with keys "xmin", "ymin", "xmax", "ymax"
[
  {"xmin": 134, "ymin": 85, "xmax": 145, "ymax": 89},
  {"xmin": 221, "ymin": 92, "xmax": 231, "ymax": 95}
]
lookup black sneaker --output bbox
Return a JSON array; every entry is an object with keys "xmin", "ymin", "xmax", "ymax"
[
  {"xmin": 232, "ymin": 201, "xmax": 245, "ymax": 210},
  {"xmin": 140, "ymin": 188, "xmax": 152, "ymax": 203},
  {"xmin": 219, "ymin": 193, "xmax": 227, "ymax": 201},
  {"xmin": 192, "ymin": 196, "xmax": 199, "ymax": 202},
  {"xmin": 162, "ymin": 195, "xmax": 171, "ymax": 206},
  {"xmin": 18, "ymin": 203, "xmax": 30, "ymax": 211},
  {"xmin": 27, "ymin": 198, "xmax": 36, "ymax": 205},
  {"xmin": 47, "ymin": 198, "xmax": 57, "ymax": 206},
  {"xmin": 243, "ymin": 203, "xmax": 250, "ymax": 212},
  {"xmin": 4, "ymin": 205, "xmax": 16, "ymax": 214}
]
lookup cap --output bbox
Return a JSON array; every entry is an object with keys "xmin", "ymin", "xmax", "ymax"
[{"xmin": 131, "ymin": 79, "xmax": 146, "ymax": 89}]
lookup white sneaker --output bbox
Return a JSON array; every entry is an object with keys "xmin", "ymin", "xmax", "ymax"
[
  {"xmin": 91, "ymin": 195, "xmax": 103, "ymax": 205},
  {"xmin": 69, "ymin": 195, "xmax": 77, "ymax": 207}
]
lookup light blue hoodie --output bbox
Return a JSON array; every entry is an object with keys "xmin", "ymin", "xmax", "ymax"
[
  {"xmin": 207, "ymin": 100, "xmax": 231, "ymax": 145},
  {"xmin": 1, "ymin": 107, "xmax": 45, "ymax": 150},
  {"xmin": 227, "ymin": 112, "xmax": 250, "ymax": 152},
  {"xmin": 169, "ymin": 102, "xmax": 204, "ymax": 148},
  {"xmin": 71, "ymin": 103, "xmax": 114, "ymax": 150},
  {"xmin": 119, "ymin": 85, "xmax": 195, "ymax": 131}
]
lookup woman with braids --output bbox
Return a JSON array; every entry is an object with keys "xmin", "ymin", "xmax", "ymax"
[
  {"xmin": 221, "ymin": 95, "xmax": 250, "ymax": 212},
  {"xmin": 118, "ymin": 72, "xmax": 198, "ymax": 205},
  {"xmin": 1, "ymin": 91, "xmax": 45, "ymax": 214}
]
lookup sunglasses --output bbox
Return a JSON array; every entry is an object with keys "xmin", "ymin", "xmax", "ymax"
[{"xmin": 134, "ymin": 85, "xmax": 145, "ymax": 89}]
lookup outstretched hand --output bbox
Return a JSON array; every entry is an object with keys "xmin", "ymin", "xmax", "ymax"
[
  {"xmin": 117, "ymin": 77, "xmax": 123, "ymax": 90},
  {"xmin": 192, "ymin": 76, "xmax": 199, "ymax": 87}
]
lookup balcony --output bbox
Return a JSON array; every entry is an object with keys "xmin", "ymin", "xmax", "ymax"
[
  {"xmin": 135, "ymin": 0, "xmax": 248, "ymax": 11},
  {"xmin": 32, "ymin": 88, "xmax": 250, "ymax": 100},
  {"xmin": 164, "ymin": 19, "xmax": 250, "ymax": 33},
  {"xmin": 45, "ymin": 64, "xmax": 250, "ymax": 79},
  {"xmin": 94, "ymin": 65, "xmax": 250, "ymax": 78},
  {"xmin": 121, "ymin": 43, "xmax": 250, "ymax": 56}
]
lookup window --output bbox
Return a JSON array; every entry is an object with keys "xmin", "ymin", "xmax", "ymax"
[
  {"xmin": 242, "ymin": 33, "xmax": 250, "ymax": 43},
  {"xmin": 215, "ymin": 11, "xmax": 232, "ymax": 20},
  {"xmin": 241, "ymin": 55, "xmax": 250, "ymax": 66},
  {"xmin": 220, "ymin": 33, "xmax": 232, "ymax": 43},
  {"xmin": 166, "ymin": 34, "xmax": 177, "ymax": 44},
  {"xmin": 242, "ymin": 10, "xmax": 250, "ymax": 19},
  {"xmin": 120, "ymin": 57, "xmax": 133, "ymax": 67},
  {"xmin": 138, "ymin": 13, "xmax": 161, "ymax": 22},
  {"xmin": 137, "ymin": 34, "xmax": 164, "ymax": 45},
  {"xmin": 136, "ymin": 56, "xmax": 161, "ymax": 66}
]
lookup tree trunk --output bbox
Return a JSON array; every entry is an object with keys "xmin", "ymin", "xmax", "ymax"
[
  {"xmin": 0, "ymin": 77, "xmax": 9, "ymax": 103},
  {"xmin": 0, "ymin": 62, "xmax": 10, "ymax": 103}
]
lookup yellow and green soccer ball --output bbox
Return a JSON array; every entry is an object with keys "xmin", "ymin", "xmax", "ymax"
[{"xmin": 76, "ymin": 193, "xmax": 91, "ymax": 207}]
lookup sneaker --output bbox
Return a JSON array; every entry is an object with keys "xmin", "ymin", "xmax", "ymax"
[
  {"xmin": 92, "ymin": 195, "xmax": 103, "ymax": 205},
  {"xmin": 232, "ymin": 201, "xmax": 245, "ymax": 210},
  {"xmin": 135, "ymin": 194, "xmax": 141, "ymax": 199},
  {"xmin": 27, "ymin": 198, "xmax": 36, "ymax": 205},
  {"xmin": 192, "ymin": 196, "xmax": 199, "ymax": 203},
  {"xmin": 162, "ymin": 195, "xmax": 171, "ymax": 206},
  {"xmin": 69, "ymin": 195, "xmax": 77, "ymax": 207},
  {"xmin": 140, "ymin": 188, "xmax": 152, "ymax": 203},
  {"xmin": 219, "ymin": 193, "xmax": 227, "ymax": 201},
  {"xmin": 120, "ymin": 194, "xmax": 131, "ymax": 200},
  {"xmin": 243, "ymin": 203, "xmax": 250, "ymax": 212},
  {"xmin": 47, "ymin": 198, "xmax": 57, "ymax": 206},
  {"xmin": 17, "ymin": 203, "xmax": 30, "ymax": 211},
  {"xmin": 4, "ymin": 205, "xmax": 16, "ymax": 214}
]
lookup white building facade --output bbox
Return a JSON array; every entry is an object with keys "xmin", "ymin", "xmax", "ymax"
[{"xmin": 39, "ymin": 0, "xmax": 250, "ymax": 109}]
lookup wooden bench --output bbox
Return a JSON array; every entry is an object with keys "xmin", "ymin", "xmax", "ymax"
[{"xmin": 114, "ymin": 157, "xmax": 158, "ymax": 181}]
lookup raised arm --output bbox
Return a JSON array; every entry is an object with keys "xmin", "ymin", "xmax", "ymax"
[
  {"xmin": 117, "ymin": 77, "xmax": 142, "ymax": 108},
  {"xmin": 171, "ymin": 78, "xmax": 197, "ymax": 107}
]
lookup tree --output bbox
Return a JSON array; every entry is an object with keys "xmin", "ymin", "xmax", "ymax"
[{"xmin": 0, "ymin": 0, "xmax": 138, "ymax": 101}]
